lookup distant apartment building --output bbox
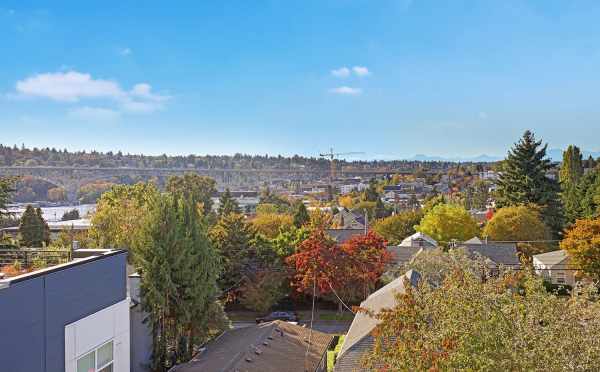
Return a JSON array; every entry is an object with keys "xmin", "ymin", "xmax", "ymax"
[
  {"xmin": 0, "ymin": 249, "xmax": 130, "ymax": 372},
  {"xmin": 339, "ymin": 181, "xmax": 368, "ymax": 195}
]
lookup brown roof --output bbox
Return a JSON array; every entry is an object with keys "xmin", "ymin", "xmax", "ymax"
[{"xmin": 173, "ymin": 321, "xmax": 334, "ymax": 372}]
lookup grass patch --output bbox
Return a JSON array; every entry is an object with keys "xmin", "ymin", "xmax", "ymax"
[
  {"xmin": 327, "ymin": 335, "xmax": 346, "ymax": 372},
  {"xmin": 320, "ymin": 312, "xmax": 355, "ymax": 321}
]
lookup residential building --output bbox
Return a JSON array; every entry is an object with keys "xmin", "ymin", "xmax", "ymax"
[
  {"xmin": 331, "ymin": 208, "xmax": 366, "ymax": 230},
  {"xmin": 398, "ymin": 232, "xmax": 438, "ymax": 248},
  {"xmin": 171, "ymin": 320, "xmax": 334, "ymax": 372},
  {"xmin": 0, "ymin": 249, "xmax": 130, "ymax": 372},
  {"xmin": 455, "ymin": 237, "xmax": 520, "ymax": 270},
  {"xmin": 340, "ymin": 182, "xmax": 368, "ymax": 195},
  {"xmin": 533, "ymin": 250, "xmax": 575, "ymax": 286},
  {"xmin": 334, "ymin": 270, "xmax": 421, "ymax": 372}
]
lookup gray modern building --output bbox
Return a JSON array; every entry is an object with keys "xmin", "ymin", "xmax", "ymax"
[{"xmin": 0, "ymin": 249, "xmax": 130, "ymax": 372}]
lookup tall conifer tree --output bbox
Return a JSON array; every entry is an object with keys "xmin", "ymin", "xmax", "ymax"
[
  {"xmin": 496, "ymin": 130, "xmax": 563, "ymax": 236},
  {"xmin": 560, "ymin": 145, "xmax": 584, "ymax": 224}
]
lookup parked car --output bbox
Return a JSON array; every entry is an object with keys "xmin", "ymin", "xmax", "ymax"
[{"xmin": 255, "ymin": 311, "xmax": 298, "ymax": 324}]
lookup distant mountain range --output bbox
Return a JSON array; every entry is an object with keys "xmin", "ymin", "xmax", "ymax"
[{"xmin": 405, "ymin": 149, "xmax": 600, "ymax": 163}]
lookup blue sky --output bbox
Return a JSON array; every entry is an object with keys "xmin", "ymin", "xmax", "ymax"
[{"xmin": 1, "ymin": 0, "xmax": 600, "ymax": 159}]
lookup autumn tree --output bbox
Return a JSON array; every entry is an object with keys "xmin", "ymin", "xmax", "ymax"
[
  {"xmin": 364, "ymin": 265, "xmax": 600, "ymax": 371},
  {"xmin": 19, "ymin": 206, "xmax": 50, "ymax": 247},
  {"xmin": 166, "ymin": 173, "xmax": 217, "ymax": 216},
  {"xmin": 417, "ymin": 204, "xmax": 479, "ymax": 244},
  {"xmin": 483, "ymin": 205, "xmax": 552, "ymax": 258},
  {"xmin": 286, "ymin": 229, "xmax": 346, "ymax": 299},
  {"xmin": 560, "ymin": 217, "xmax": 600, "ymax": 280},
  {"xmin": 251, "ymin": 212, "xmax": 294, "ymax": 239},
  {"xmin": 372, "ymin": 210, "xmax": 423, "ymax": 245},
  {"xmin": 339, "ymin": 232, "xmax": 391, "ymax": 302},
  {"xmin": 287, "ymin": 230, "xmax": 390, "ymax": 310},
  {"xmin": 495, "ymin": 130, "xmax": 563, "ymax": 236},
  {"xmin": 90, "ymin": 182, "xmax": 159, "ymax": 250},
  {"xmin": 239, "ymin": 270, "xmax": 288, "ymax": 313}
]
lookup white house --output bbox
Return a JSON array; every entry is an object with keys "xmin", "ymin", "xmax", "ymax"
[{"xmin": 533, "ymin": 250, "xmax": 575, "ymax": 286}]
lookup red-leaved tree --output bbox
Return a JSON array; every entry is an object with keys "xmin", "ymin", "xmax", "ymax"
[{"xmin": 286, "ymin": 229, "xmax": 390, "ymax": 310}]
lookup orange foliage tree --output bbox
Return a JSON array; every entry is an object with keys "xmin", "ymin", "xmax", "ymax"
[
  {"xmin": 286, "ymin": 229, "xmax": 390, "ymax": 308},
  {"xmin": 560, "ymin": 217, "xmax": 600, "ymax": 280}
]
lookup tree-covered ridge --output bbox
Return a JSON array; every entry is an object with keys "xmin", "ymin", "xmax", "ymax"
[{"xmin": 0, "ymin": 143, "xmax": 483, "ymax": 170}]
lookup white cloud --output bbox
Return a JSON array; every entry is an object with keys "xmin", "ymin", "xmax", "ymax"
[
  {"xmin": 120, "ymin": 47, "xmax": 132, "ymax": 56},
  {"xmin": 352, "ymin": 66, "xmax": 370, "ymax": 77},
  {"xmin": 329, "ymin": 86, "xmax": 362, "ymax": 95},
  {"xmin": 13, "ymin": 70, "xmax": 170, "ymax": 114},
  {"xmin": 16, "ymin": 71, "xmax": 122, "ymax": 102},
  {"xmin": 68, "ymin": 106, "xmax": 121, "ymax": 121},
  {"xmin": 331, "ymin": 67, "xmax": 351, "ymax": 78}
]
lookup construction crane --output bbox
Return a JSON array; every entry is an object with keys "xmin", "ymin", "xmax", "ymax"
[{"xmin": 319, "ymin": 148, "xmax": 365, "ymax": 181}]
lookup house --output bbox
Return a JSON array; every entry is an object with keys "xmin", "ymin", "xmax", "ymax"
[
  {"xmin": 334, "ymin": 270, "xmax": 421, "ymax": 372},
  {"xmin": 331, "ymin": 208, "xmax": 366, "ymax": 230},
  {"xmin": 128, "ymin": 273, "xmax": 153, "ymax": 372},
  {"xmin": 533, "ymin": 250, "xmax": 575, "ymax": 286},
  {"xmin": 0, "ymin": 249, "xmax": 130, "ymax": 372},
  {"xmin": 455, "ymin": 237, "xmax": 520, "ymax": 270},
  {"xmin": 383, "ymin": 233, "xmax": 437, "ymax": 267},
  {"xmin": 171, "ymin": 320, "xmax": 334, "ymax": 372},
  {"xmin": 399, "ymin": 232, "xmax": 438, "ymax": 248}
]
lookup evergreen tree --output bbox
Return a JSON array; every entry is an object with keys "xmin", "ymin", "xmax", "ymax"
[
  {"xmin": 134, "ymin": 193, "xmax": 222, "ymax": 370},
  {"xmin": 209, "ymin": 213, "xmax": 256, "ymax": 289},
  {"xmin": 19, "ymin": 205, "xmax": 50, "ymax": 247},
  {"xmin": 560, "ymin": 145, "xmax": 584, "ymax": 224},
  {"xmin": 495, "ymin": 130, "xmax": 563, "ymax": 236},
  {"xmin": 560, "ymin": 145, "xmax": 584, "ymax": 185},
  {"xmin": 292, "ymin": 202, "xmax": 310, "ymax": 228},
  {"xmin": 217, "ymin": 188, "xmax": 240, "ymax": 217}
]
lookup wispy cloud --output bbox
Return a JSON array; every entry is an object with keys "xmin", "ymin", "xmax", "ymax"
[
  {"xmin": 13, "ymin": 70, "xmax": 170, "ymax": 114},
  {"xmin": 68, "ymin": 106, "xmax": 121, "ymax": 122},
  {"xmin": 119, "ymin": 47, "xmax": 132, "ymax": 56},
  {"xmin": 331, "ymin": 67, "xmax": 350, "ymax": 78},
  {"xmin": 329, "ymin": 86, "xmax": 362, "ymax": 95},
  {"xmin": 352, "ymin": 66, "xmax": 370, "ymax": 77}
]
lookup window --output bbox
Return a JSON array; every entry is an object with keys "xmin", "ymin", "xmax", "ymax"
[
  {"xmin": 76, "ymin": 340, "xmax": 114, "ymax": 372},
  {"xmin": 556, "ymin": 272, "xmax": 566, "ymax": 284}
]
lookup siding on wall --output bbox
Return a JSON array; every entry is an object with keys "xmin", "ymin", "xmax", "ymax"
[{"xmin": 0, "ymin": 251, "xmax": 127, "ymax": 372}]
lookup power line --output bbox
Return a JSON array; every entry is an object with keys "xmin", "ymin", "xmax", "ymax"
[
  {"xmin": 327, "ymin": 280, "xmax": 355, "ymax": 314},
  {"xmin": 304, "ymin": 271, "xmax": 317, "ymax": 372}
]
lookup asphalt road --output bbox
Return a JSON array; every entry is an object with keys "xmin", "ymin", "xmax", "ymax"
[{"xmin": 231, "ymin": 320, "xmax": 351, "ymax": 334}]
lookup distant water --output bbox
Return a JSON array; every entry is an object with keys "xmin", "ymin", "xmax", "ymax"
[{"xmin": 7, "ymin": 204, "xmax": 96, "ymax": 222}]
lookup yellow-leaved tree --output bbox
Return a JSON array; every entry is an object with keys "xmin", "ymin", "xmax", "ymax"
[
  {"xmin": 483, "ymin": 205, "xmax": 551, "ymax": 259},
  {"xmin": 560, "ymin": 217, "xmax": 600, "ymax": 280},
  {"xmin": 417, "ymin": 204, "xmax": 479, "ymax": 244}
]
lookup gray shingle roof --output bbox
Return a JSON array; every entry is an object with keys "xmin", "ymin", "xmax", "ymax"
[
  {"xmin": 456, "ymin": 239, "xmax": 520, "ymax": 268},
  {"xmin": 335, "ymin": 270, "xmax": 420, "ymax": 371},
  {"xmin": 173, "ymin": 321, "xmax": 334, "ymax": 372},
  {"xmin": 326, "ymin": 229, "xmax": 365, "ymax": 243}
]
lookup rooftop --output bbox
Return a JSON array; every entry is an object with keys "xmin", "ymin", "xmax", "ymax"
[
  {"xmin": 533, "ymin": 250, "xmax": 569, "ymax": 268},
  {"xmin": 0, "ymin": 248, "xmax": 121, "ymax": 281},
  {"xmin": 172, "ymin": 320, "xmax": 334, "ymax": 372}
]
